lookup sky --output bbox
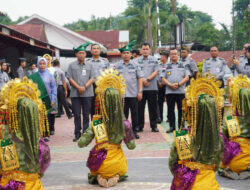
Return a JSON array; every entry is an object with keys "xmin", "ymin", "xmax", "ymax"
[{"xmin": 1, "ymin": 0, "xmax": 233, "ymax": 29}]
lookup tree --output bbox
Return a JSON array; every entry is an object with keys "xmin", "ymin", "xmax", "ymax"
[{"xmin": 234, "ymin": 0, "xmax": 249, "ymax": 49}]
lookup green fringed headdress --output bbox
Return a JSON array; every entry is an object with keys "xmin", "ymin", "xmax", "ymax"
[
  {"xmin": 73, "ymin": 42, "xmax": 91, "ymax": 53},
  {"xmin": 119, "ymin": 40, "xmax": 136, "ymax": 53}
]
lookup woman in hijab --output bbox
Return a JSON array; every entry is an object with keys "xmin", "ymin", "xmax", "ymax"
[{"xmin": 29, "ymin": 57, "xmax": 57, "ymax": 141}]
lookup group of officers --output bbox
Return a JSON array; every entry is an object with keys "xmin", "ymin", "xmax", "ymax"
[
  {"xmin": 67, "ymin": 40, "xmax": 250, "ymax": 142},
  {"xmin": 0, "ymin": 42, "xmax": 249, "ymax": 142}
]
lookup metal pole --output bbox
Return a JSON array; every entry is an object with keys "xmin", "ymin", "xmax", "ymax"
[
  {"xmin": 232, "ymin": 0, "xmax": 235, "ymax": 54},
  {"xmin": 156, "ymin": 0, "xmax": 162, "ymax": 47}
]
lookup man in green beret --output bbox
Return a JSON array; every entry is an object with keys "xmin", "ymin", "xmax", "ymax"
[
  {"xmin": 67, "ymin": 42, "xmax": 96, "ymax": 142},
  {"xmin": 114, "ymin": 40, "xmax": 143, "ymax": 139}
]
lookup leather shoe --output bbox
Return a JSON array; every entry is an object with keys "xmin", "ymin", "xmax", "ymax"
[
  {"xmin": 55, "ymin": 114, "xmax": 61, "ymax": 118},
  {"xmin": 151, "ymin": 128, "xmax": 159, "ymax": 132},
  {"xmin": 134, "ymin": 131, "xmax": 139, "ymax": 139},
  {"xmin": 67, "ymin": 114, "xmax": 73, "ymax": 119},
  {"xmin": 156, "ymin": 117, "xmax": 162, "ymax": 124},
  {"xmin": 73, "ymin": 136, "xmax": 80, "ymax": 142},
  {"xmin": 166, "ymin": 127, "xmax": 174, "ymax": 133}
]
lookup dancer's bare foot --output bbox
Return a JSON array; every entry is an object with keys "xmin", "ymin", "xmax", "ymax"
[
  {"xmin": 97, "ymin": 175, "xmax": 108, "ymax": 188},
  {"xmin": 107, "ymin": 175, "xmax": 119, "ymax": 187}
]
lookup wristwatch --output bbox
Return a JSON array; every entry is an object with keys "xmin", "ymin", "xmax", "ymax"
[{"xmin": 146, "ymin": 78, "xmax": 151, "ymax": 82}]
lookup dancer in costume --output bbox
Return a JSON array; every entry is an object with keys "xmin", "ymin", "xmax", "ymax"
[
  {"xmin": 219, "ymin": 75, "xmax": 250, "ymax": 179},
  {"xmin": 78, "ymin": 68, "xmax": 136, "ymax": 188},
  {"xmin": 169, "ymin": 73, "xmax": 224, "ymax": 190},
  {"xmin": 29, "ymin": 58, "xmax": 57, "ymax": 139},
  {"xmin": 0, "ymin": 77, "xmax": 51, "ymax": 190}
]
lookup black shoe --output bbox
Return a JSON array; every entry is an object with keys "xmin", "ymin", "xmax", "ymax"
[
  {"xmin": 166, "ymin": 127, "xmax": 174, "ymax": 133},
  {"xmin": 138, "ymin": 128, "xmax": 144, "ymax": 132},
  {"xmin": 156, "ymin": 117, "xmax": 162, "ymax": 124},
  {"xmin": 44, "ymin": 137, "xmax": 50, "ymax": 142},
  {"xmin": 151, "ymin": 128, "xmax": 159, "ymax": 132},
  {"xmin": 134, "ymin": 131, "xmax": 139, "ymax": 139},
  {"xmin": 73, "ymin": 136, "xmax": 80, "ymax": 142},
  {"xmin": 67, "ymin": 114, "xmax": 73, "ymax": 119},
  {"xmin": 50, "ymin": 131, "xmax": 55, "ymax": 135},
  {"xmin": 55, "ymin": 114, "xmax": 61, "ymax": 118}
]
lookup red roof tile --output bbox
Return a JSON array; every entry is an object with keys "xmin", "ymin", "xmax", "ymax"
[
  {"xmin": 8, "ymin": 24, "xmax": 47, "ymax": 42},
  {"xmin": 77, "ymin": 30, "xmax": 123, "ymax": 50},
  {"xmin": 191, "ymin": 50, "xmax": 243, "ymax": 66}
]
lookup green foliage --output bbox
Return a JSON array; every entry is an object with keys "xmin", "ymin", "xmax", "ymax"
[{"xmin": 1, "ymin": 0, "xmax": 248, "ymax": 50}]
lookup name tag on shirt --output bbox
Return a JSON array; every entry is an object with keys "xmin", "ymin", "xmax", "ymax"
[
  {"xmin": 216, "ymin": 68, "xmax": 220, "ymax": 73},
  {"xmin": 82, "ymin": 69, "xmax": 86, "ymax": 76}
]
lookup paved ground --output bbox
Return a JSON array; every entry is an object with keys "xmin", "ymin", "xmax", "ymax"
[{"xmin": 42, "ymin": 105, "xmax": 250, "ymax": 190}]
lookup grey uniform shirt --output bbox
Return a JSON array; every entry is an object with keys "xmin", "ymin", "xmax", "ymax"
[
  {"xmin": 17, "ymin": 66, "xmax": 26, "ymax": 79},
  {"xmin": 161, "ymin": 62, "xmax": 190, "ymax": 94},
  {"xmin": 27, "ymin": 68, "xmax": 38, "ymax": 76},
  {"xmin": 67, "ymin": 60, "xmax": 95, "ymax": 97},
  {"xmin": 236, "ymin": 60, "xmax": 250, "ymax": 77},
  {"xmin": 54, "ymin": 67, "xmax": 66, "ymax": 86},
  {"xmin": 158, "ymin": 61, "xmax": 168, "ymax": 83},
  {"xmin": 202, "ymin": 57, "xmax": 226, "ymax": 80},
  {"xmin": 235, "ymin": 56, "xmax": 248, "ymax": 76},
  {"xmin": 0, "ymin": 71, "xmax": 10, "ymax": 89},
  {"xmin": 87, "ymin": 57, "xmax": 109, "ymax": 79},
  {"xmin": 180, "ymin": 56, "xmax": 198, "ymax": 77},
  {"xmin": 135, "ymin": 55, "xmax": 160, "ymax": 91},
  {"xmin": 115, "ymin": 60, "xmax": 143, "ymax": 98}
]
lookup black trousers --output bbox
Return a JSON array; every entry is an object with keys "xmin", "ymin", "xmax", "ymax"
[
  {"xmin": 158, "ymin": 85, "xmax": 166, "ymax": 121},
  {"xmin": 47, "ymin": 113, "xmax": 55, "ymax": 133},
  {"xmin": 71, "ymin": 97, "xmax": 92, "ymax": 138},
  {"xmin": 124, "ymin": 97, "xmax": 139, "ymax": 132},
  {"xmin": 166, "ymin": 94, "xmax": 185, "ymax": 130},
  {"xmin": 91, "ymin": 83, "xmax": 97, "ymax": 119},
  {"xmin": 57, "ymin": 85, "xmax": 71, "ymax": 117},
  {"xmin": 138, "ymin": 90, "xmax": 158, "ymax": 129}
]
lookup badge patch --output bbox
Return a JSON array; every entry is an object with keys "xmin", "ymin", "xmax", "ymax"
[
  {"xmin": 225, "ymin": 116, "xmax": 241, "ymax": 137},
  {"xmin": 0, "ymin": 139, "xmax": 20, "ymax": 171},
  {"xmin": 82, "ymin": 69, "xmax": 86, "ymax": 76},
  {"xmin": 168, "ymin": 71, "xmax": 171, "ymax": 76},
  {"xmin": 174, "ymin": 130, "xmax": 193, "ymax": 160}
]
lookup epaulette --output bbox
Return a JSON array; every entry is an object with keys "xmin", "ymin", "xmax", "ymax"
[
  {"xmin": 218, "ymin": 57, "xmax": 225, "ymax": 60},
  {"xmin": 205, "ymin": 58, "xmax": 210, "ymax": 61}
]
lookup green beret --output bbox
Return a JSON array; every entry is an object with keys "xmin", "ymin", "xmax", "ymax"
[
  {"xmin": 181, "ymin": 46, "xmax": 189, "ymax": 51},
  {"xmin": 73, "ymin": 42, "xmax": 91, "ymax": 53},
  {"xmin": 119, "ymin": 40, "xmax": 136, "ymax": 53},
  {"xmin": 159, "ymin": 49, "xmax": 169, "ymax": 56}
]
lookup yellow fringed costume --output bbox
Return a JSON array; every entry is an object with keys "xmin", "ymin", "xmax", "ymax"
[
  {"xmin": 169, "ymin": 73, "xmax": 225, "ymax": 190},
  {"xmin": 0, "ymin": 77, "xmax": 51, "ymax": 190},
  {"xmin": 77, "ymin": 68, "xmax": 136, "ymax": 188},
  {"xmin": 219, "ymin": 75, "xmax": 250, "ymax": 179}
]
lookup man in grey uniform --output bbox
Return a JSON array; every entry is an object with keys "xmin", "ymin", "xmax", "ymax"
[
  {"xmin": 157, "ymin": 50, "xmax": 169, "ymax": 123},
  {"xmin": 53, "ymin": 59, "xmax": 72, "ymax": 119},
  {"xmin": 115, "ymin": 40, "xmax": 143, "ymax": 139},
  {"xmin": 17, "ymin": 58, "xmax": 27, "ymax": 79},
  {"xmin": 161, "ymin": 49, "xmax": 190, "ymax": 133},
  {"xmin": 202, "ymin": 46, "xmax": 226, "ymax": 87},
  {"xmin": 233, "ymin": 45, "xmax": 250, "ymax": 77},
  {"xmin": 0, "ymin": 59, "xmax": 10, "ymax": 89},
  {"xmin": 67, "ymin": 42, "xmax": 95, "ymax": 142},
  {"xmin": 134, "ymin": 42, "xmax": 160, "ymax": 132},
  {"xmin": 88, "ymin": 43, "xmax": 109, "ymax": 118},
  {"xmin": 234, "ymin": 43, "xmax": 250, "ymax": 76},
  {"xmin": 180, "ymin": 46, "xmax": 198, "ymax": 83}
]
